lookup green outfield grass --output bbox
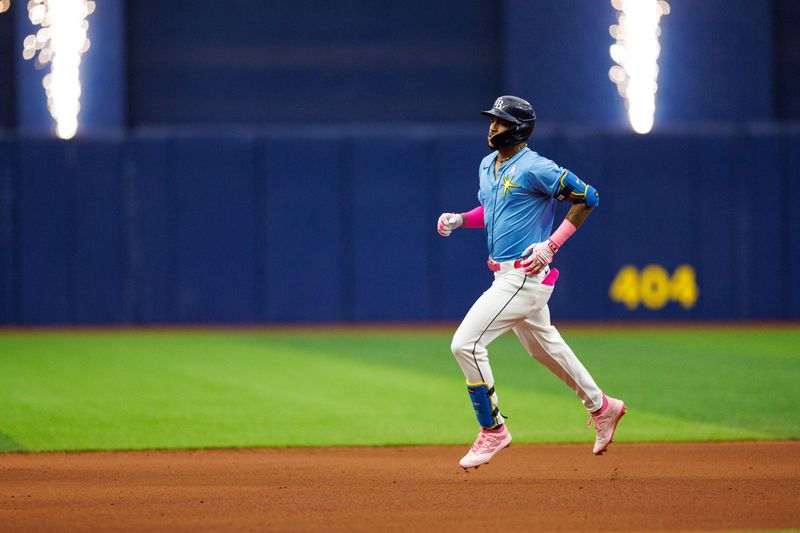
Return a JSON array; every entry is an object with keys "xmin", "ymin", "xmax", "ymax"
[{"xmin": 0, "ymin": 326, "xmax": 798, "ymax": 452}]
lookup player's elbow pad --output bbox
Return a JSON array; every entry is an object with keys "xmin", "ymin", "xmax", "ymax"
[
  {"xmin": 555, "ymin": 170, "xmax": 599, "ymax": 208},
  {"xmin": 586, "ymin": 185, "xmax": 599, "ymax": 208}
]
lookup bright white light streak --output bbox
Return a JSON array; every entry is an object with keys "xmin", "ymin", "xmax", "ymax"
[
  {"xmin": 22, "ymin": 0, "xmax": 95, "ymax": 139},
  {"xmin": 609, "ymin": 0, "xmax": 670, "ymax": 134}
]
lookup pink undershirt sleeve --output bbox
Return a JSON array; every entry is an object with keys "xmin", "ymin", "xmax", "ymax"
[
  {"xmin": 549, "ymin": 219, "xmax": 577, "ymax": 248},
  {"xmin": 460, "ymin": 206, "xmax": 485, "ymax": 228}
]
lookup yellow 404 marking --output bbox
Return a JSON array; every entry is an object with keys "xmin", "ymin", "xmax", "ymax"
[{"xmin": 609, "ymin": 264, "xmax": 699, "ymax": 310}]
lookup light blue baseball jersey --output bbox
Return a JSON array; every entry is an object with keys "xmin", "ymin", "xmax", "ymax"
[{"xmin": 477, "ymin": 147, "xmax": 567, "ymax": 262}]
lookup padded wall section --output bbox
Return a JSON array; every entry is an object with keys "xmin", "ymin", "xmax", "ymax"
[
  {"xmin": 737, "ymin": 128, "xmax": 784, "ymax": 318},
  {"xmin": 788, "ymin": 128, "xmax": 800, "ymax": 318},
  {"xmin": 171, "ymin": 137, "xmax": 258, "ymax": 322},
  {"xmin": 0, "ymin": 140, "xmax": 13, "ymax": 321},
  {"xmin": 542, "ymin": 133, "xmax": 612, "ymax": 320},
  {"xmin": 125, "ymin": 137, "xmax": 173, "ymax": 322},
  {"xmin": 603, "ymin": 134, "xmax": 698, "ymax": 319},
  {"xmin": 690, "ymin": 131, "xmax": 743, "ymax": 319},
  {"xmin": 434, "ymin": 133, "xmax": 492, "ymax": 320},
  {"xmin": 260, "ymin": 137, "xmax": 346, "ymax": 322},
  {"xmin": 350, "ymin": 132, "xmax": 434, "ymax": 320},
  {"xmin": 2, "ymin": 127, "xmax": 798, "ymax": 324},
  {"xmin": 72, "ymin": 140, "xmax": 125, "ymax": 323},
  {"xmin": 17, "ymin": 141, "xmax": 70, "ymax": 323}
]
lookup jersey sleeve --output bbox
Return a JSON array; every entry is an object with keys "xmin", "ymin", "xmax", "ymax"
[
  {"xmin": 528, "ymin": 158, "xmax": 566, "ymax": 197},
  {"xmin": 477, "ymin": 188, "xmax": 485, "ymax": 206}
]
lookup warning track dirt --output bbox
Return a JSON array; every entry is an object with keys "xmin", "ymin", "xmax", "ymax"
[{"xmin": 1, "ymin": 441, "xmax": 798, "ymax": 532}]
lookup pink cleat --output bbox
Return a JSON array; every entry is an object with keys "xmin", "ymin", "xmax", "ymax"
[
  {"xmin": 588, "ymin": 393, "xmax": 626, "ymax": 455},
  {"xmin": 459, "ymin": 425, "xmax": 512, "ymax": 469}
]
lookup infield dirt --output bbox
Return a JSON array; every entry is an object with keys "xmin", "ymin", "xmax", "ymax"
[{"xmin": 1, "ymin": 441, "xmax": 798, "ymax": 532}]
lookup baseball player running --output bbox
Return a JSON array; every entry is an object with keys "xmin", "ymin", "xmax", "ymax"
[{"xmin": 437, "ymin": 95, "xmax": 626, "ymax": 470}]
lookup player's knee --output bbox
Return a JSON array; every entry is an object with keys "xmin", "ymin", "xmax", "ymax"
[
  {"xmin": 450, "ymin": 335, "xmax": 471, "ymax": 361},
  {"xmin": 450, "ymin": 337, "xmax": 465, "ymax": 359},
  {"xmin": 452, "ymin": 335, "xmax": 488, "ymax": 368}
]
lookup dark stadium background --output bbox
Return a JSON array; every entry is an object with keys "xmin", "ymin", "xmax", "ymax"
[{"xmin": 1, "ymin": 0, "xmax": 798, "ymax": 324}]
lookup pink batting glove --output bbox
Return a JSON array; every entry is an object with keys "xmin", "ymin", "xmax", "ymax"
[
  {"xmin": 437, "ymin": 213, "xmax": 463, "ymax": 237},
  {"xmin": 520, "ymin": 240, "xmax": 559, "ymax": 275}
]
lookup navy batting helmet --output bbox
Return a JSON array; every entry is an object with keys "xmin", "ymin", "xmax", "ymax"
[{"xmin": 481, "ymin": 95, "xmax": 536, "ymax": 149}]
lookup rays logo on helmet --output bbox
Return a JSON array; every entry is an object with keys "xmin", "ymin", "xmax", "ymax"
[{"xmin": 481, "ymin": 95, "xmax": 537, "ymax": 149}]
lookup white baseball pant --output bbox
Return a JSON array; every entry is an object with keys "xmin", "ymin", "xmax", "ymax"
[{"xmin": 451, "ymin": 261, "xmax": 604, "ymax": 426}]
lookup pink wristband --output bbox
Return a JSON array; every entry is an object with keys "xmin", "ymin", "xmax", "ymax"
[
  {"xmin": 549, "ymin": 219, "xmax": 577, "ymax": 248},
  {"xmin": 461, "ymin": 206, "xmax": 485, "ymax": 228}
]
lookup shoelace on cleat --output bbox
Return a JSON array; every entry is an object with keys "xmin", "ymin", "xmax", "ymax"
[
  {"xmin": 469, "ymin": 433, "xmax": 487, "ymax": 453},
  {"xmin": 472, "ymin": 432, "xmax": 504, "ymax": 454},
  {"xmin": 588, "ymin": 408, "xmax": 617, "ymax": 433}
]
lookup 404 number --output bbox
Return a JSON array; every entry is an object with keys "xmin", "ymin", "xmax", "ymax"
[{"xmin": 609, "ymin": 264, "xmax": 698, "ymax": 310}]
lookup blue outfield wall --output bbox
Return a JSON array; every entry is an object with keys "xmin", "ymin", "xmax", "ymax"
[{"xmin": 0, "ymin": 125, "xmax": 798, "ymax": 324}]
